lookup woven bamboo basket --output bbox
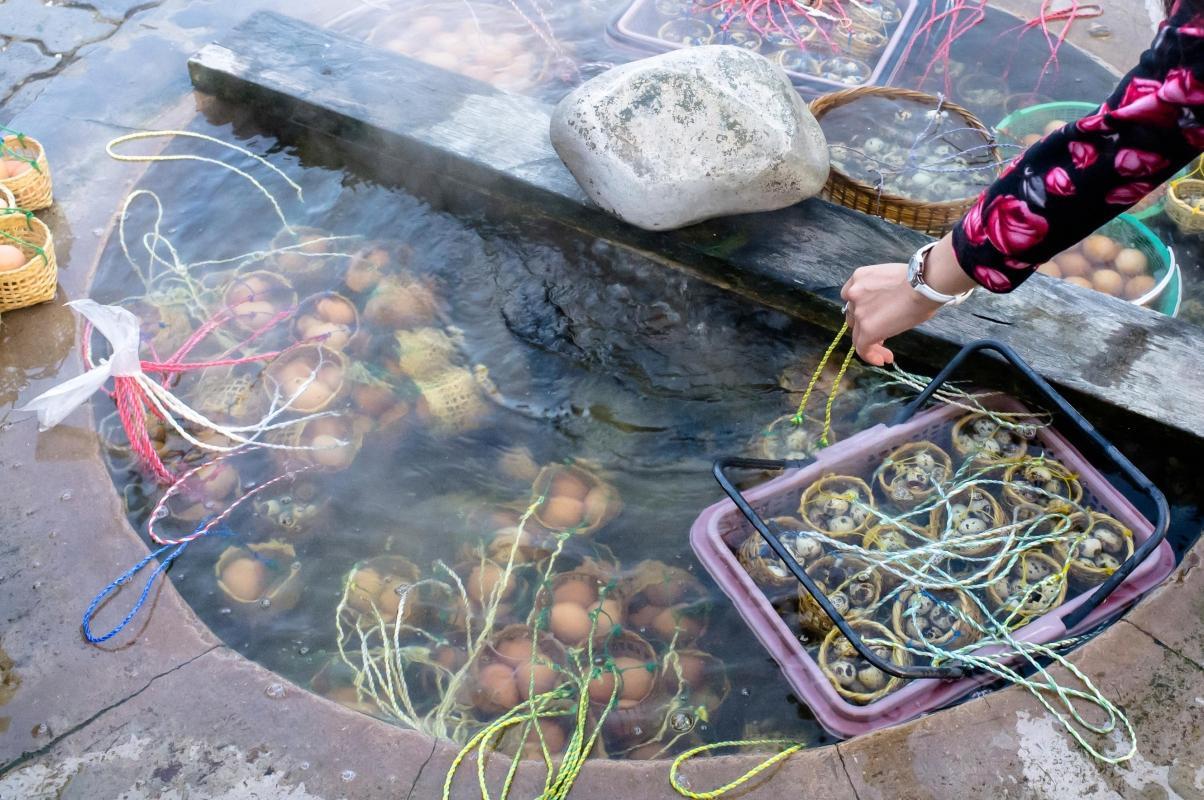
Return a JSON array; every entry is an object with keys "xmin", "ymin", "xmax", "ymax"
[
  {"xmin": 342, "ymin": 554, "xmax": 423, "ymax": 623},
  {"xmin": 1002, "ymin": 458, "xmax": 1083, "ymax": 513},
  {"xmin": 262, "ymin": 344, "xmax": 348, "ymax": 414},
  {"xmin": 752, "ymin": 413, "xmax": 833, "ymax": 461},
  {"xmin": 797, "ymin": 553, "xmax": 881, "ymax": 637},
  {"xmin": 215, "ymin": 540, "xmax": 303, "ymax": 615},
  {"xmin": 1167, "ymin": 178, "xmax": 1204, "ymax": 234},
  {"xmin": 818, "ymin": 619, "xmax": 910, "ymax": 704},
  {"xmin": 929, "ymin": 484, "xmax": 1008, "ymax": 560},
  {"xmin": 223, "ymin": 269, "xmax": 297, "ymax": 332},
  {"xmin": 951, "ymin": 412, "xmax": 1032, "ymax": 466},
  {"xmin": 986, "ymin": 549, "xmax": 1068, "ymax": 624},
  {"xmin": 860, "ymin": 520, "xmax": 936, "ymax": 588},
  {"xmin": 0, "ymin": 135, "xmax": 53, "ymax": 210},
  {"xmin": 271, "ymin": 225, "xmax": 336, "ymax": 287},
  {"xmin": 619, "ymin": 559, "xmax": 705, "ymax": 608},
  {"xmin": 530, "ymin": 462, "xmax": 622, "ymax": 536},
  {"xmin": 395, "ymin": 327, "xmax": 459, "ymax": 380},
  {"xmin": 537, "ymin": 568, "xmax": 625, "ymax": 637},
  {"xmin": 665, "ymin": 649, "xmax": 730, "ymax": 714},
  {"xmin": 0, "ymin": 213, "xmax": 57, "ymax": 312},
  {"xmin": 890, "ymin": 585, "xmax": 980, "ymax": 648},
  {"xmin": 845, "ymin": 27, "xmax": 888, "ymax": 60},
  {"xmin": 738, "ymin": 516, "xmax": 826, "ymax": 589},
  {"xmin": 414, "ymin": 366, "xmax": 491, "ymax": 436},
  {"xmin": 809, "ymin": 87, "xmax": 998, "ymax": 235},
  {"xmin": 292, "ymin": 291, "xmax": 359, "ymax": 351},
  {"xmin": 1046, "ymin": 511, "xmax": 1135, "ymax": 589},
  {"xmin": 874, "ymin": 440, "xmax": 952, "ymax": 508},
  {"xmin": 589, "ymin": 630, "xmax": 659, "ymax": 706},
  {"xmin": 798, "ymin": 474, "xmax": 876, "ymax": 540},
  {"xmin": 0, "ymin": 184, "xmax": 13, "ymax": 209}
]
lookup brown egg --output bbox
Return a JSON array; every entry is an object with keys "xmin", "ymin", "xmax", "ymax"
[
  {"xmin": 587, "ymin": 666, "xmax": 617, "ymax": 703},
  {"xmin": 550, "ymin": 472, "xmax": 590, "ymax": 501},
  {"xmin": 549, "ymin": 602, "xmax": 592, "ymax": 645},
  {"xmin": 615, "ymin": 656, "xmax": 653, "ymax": 703},
  {"xmin": 316, "ymin": 362, "xmax": 344, "ymax": 390},
  {"xmin": 497, "ymin": 447, "xmax": 540, "ymax": 482},
  {"xmin": 286, "ymin": 376, "xmax": 333, "ymax": 410},
  {"xmin": 1021, "ymin": 133, "xmax": 1042, "ymax": 147},
  {"xmin": 317, "ymin": 297, "xmax": 356, "ymax": 326},
  {"xmin": 541, "ymin": 496, "xmax": 585, "ymax": 529},
  {"xmin": 588, "ymin": 598, "xmax": 623, "ymax": 629},
  {"xmin": 582, "ymin": 487, "xmax": 612, "ymax": 526},
  {"xmin": 515, "ymin": 662, "xmax": 558, "ymax": 699},
  {"xmin": 222, "ymin": 557, "xmax": 267, "ymax": 601},
  {"xmin": 1042, "ymin": 119, "xmax": 1068, "ymax": 135},
  {"xmin": 232, "ymin": 300, "xmax": 277, "ymax": 329},
  {"xmin": 363, "ymin": 280, "xmax": 438, "ymax": 329},
  {"xmin": 1054, "ymin": 252, "xmax": 1091, "ymax": 278},
  {"xmin": 473, "ymin": 663, "xmax": 520, "ymax": 714},
  {"xmin": 1065, "ymin": 276, "xmax": 1093, "ymax": 289},
  {"xmin": 299, "ymin": 234, "xmax": 331, "ymax": 255},
  {"xmin": 495, "ymin": 637, "xmax": 535, "ymax": 666},
  {"xmin": 311, "ymin": 433, "xmax": 354, "ymax": 469},
  {"xmin": 4, "ymin": 159, "xmax": 30, "ymax": 177},
  {"xmin": 519, "ymin": 720, "xmax": 567, "ymax": 758},
  {"xmin": 1114, "ymin": 248, "xmax": 1148, "ymax": 276},
  {"xmin": 326, "ymin": 686, "xmax": 361, "ymax": 705},
  {"xmin": 642, "ymin": 575, "xmax": 687, "ymax": 607},
  {"xmin": 627, "ymin": 603, "xmax": 664, "ymax": 631},
  {"xmin": 376, "ymin": 584, "xmax": 402, "ymax": 621},
  {"xmin": 278, "ymin": 359, "xmax": 315, "ymax": 384},
  {"xmin": 345, "ymin": 255, "xmax": 384, "ymax": 294},
  {"xmin": 353, "ymin": 383, "xmax": 396, "ymax": 416},
  {"xmin": 552, "ymin": 579, "xmax": 597, "ymax": 608},
  {"xmin": 652, "ymin": 607, "xmax": 702, "ymax": 641},
  {"xmin": 1082, "ymin": 235, "xmax": 1121, "ymax": 263},
  {"xmin": 467, "ymin": 563, "xmax": 515, "ymax": 604},
  {"xmin": 434, "ymin": 645, "xmax": 466, "ymax": 671},
  {"xmin": 675, "ymin": 653, "xmax": 708, "ymax": 687},
  {"xmin": 1035, "ymin": 261, "xmax": 1061, "ymax": 278},
  {"xmin": 1091, "ymin": 269, "xmax": 1124, "ymax": 297},
  {"xmin": 0, "ymin": 244, "xmax": 26, "ymax": 272},
  {"xmin": 193, "ymin": 462, "xmax": 238, "ymax": 500},
  {"xmin": 1124, "ymin": 274, "xmax": 1157, "ymax": 300},
  {"xmin": 352, "ymin": 567, "xmax": 385, "ymax": 596}
]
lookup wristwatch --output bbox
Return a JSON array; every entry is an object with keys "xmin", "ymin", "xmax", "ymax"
[{"xmin": 907, "ymin": 241, "xmax": 974, "ymax": 306}]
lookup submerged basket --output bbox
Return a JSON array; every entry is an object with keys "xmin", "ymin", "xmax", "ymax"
[
  {"xmin": 797, "ymin": 553, "xmax": 881, "ymax": 637},
  {"xmin": 0, "ymin": 213, "xmax": 57, "ymax": 311},
  {"xmin": 415, "ymin": 366, "xmax": 491, "ymax": 436},
  {"xmin": 809, "ymin": 86, "xmax": 998, "ymax": 236},
  {"xmin": 818, "ymin": 620, "xmax": 910, "ymax": 704},
  {"xmin": 0, "ymin": 135, "xmax": 53, "ymax": 210},
  {"xmin": 890, "ymin": 585, "xmax": 980, "ymax": 649},
  {"xmin": 215, "ymin": 540, "xmax": 304, "ymax": 615}
]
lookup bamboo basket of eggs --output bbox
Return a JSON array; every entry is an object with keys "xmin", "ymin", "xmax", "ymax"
[
  {"xmin": 818, "ymin": 620, "xmax": 910, "ymax": 704},
  {"xmin": 1045, "ymin": 511, "xmax": 1134, "ymax": 589},
  {"xmin": 620, "ymin": 560, "xmax": 708, "ymax": 645},
  {"xmin": 531, "ymin": 463, "xmax": 622, "ymax": 535},
  {"xmin": 0, "ymin": 208, "xmax": 58, "ymax": 313},
  {"xmin": 216, "ymin": 541, "xmax": 304, "ymax": 615}
]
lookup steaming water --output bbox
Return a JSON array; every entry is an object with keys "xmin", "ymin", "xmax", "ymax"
[{"xmin": 82, "ymin": 0, "xmax": 1204, "ymax": 758}]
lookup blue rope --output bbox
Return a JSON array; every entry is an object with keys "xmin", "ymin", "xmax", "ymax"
[{"xmin": 81, "ymin": 519, "xmax": 231, "ymax": 644}]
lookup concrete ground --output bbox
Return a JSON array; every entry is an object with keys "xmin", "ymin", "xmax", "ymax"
[{"xmin": 2, "ymin": 1, "xmax": 1201, "ymax": 799}]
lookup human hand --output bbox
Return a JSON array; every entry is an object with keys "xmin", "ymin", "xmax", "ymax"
[
  {"xmin": 839, "ymin": 262, "xmax": 941, "ymax": 366},
  {"xmin": 840, "ymin": 235, "xmax": 976, "ymax": 366}
]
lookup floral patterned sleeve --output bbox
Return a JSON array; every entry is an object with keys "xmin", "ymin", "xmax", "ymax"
[{"xmin": 951, "ymin": 0, "xmax": 1204, "ymax": 292}]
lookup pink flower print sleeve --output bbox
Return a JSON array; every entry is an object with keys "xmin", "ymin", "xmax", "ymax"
[{"xmin": 951, "ymin": 0, "xmax": 1204, "ymax": 293}]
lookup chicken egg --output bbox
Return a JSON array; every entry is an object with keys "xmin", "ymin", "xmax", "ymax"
[
  {"xmin": 1035, "ymin": 261, "xmax": 1061, "ymax": 278},
  {"xmin": 615, "ymin": 656, "xmax": 653, "ymax": 703},
  {"xmin": 1054, "ymin": 252, "xmax": 1091, "ymax": 278},
  {"xmin": 1042, "ymin": 119, "xmax": 1068, "ymax": 135},
  {"xmin": 627, "ymin": 604, "xmax": 663, "ymax": 630},
  {"xmin": 586, "ymin": 666, "xmax": 617, "ymax": 703},
  {"xmin": 642, "ymin": 575, "xmax": 686, "ymax": 606},
  {"xmin": 353, "ymin": 383, "xmax": 396, "ymax": 416},
  {"xmin": 1124, "ymin": 274, "xmax": 1156, "ymax": 300},
  {"xmin": 352, "ymin": 567, "xmax": 385, "ymax": 596},
  {"xmin": 193, "ymin": 462, "xmax": 238, "ymax": 500},
  {"xmin": 1065, "ymin": 276, "xmax": 1093, "ymax": 289},
  {"xmin": 495, "ymin": 637, "xmax": 535, "ymax": 666},
  {"xmin": 232, "ymin": 300, "xmax": 277, "ymax": 329},
  {"xmin": 552, "ymin": 579, "xmax": 597, "ymax": 608},
  {"xmin": 316, "ymin": 362, "xmax": 344, "ymax": 390},
  {"xmin": 316, "ymin": 296, "xmax": 356, "ymax": 326},
  {"xmin": 1113, "ymin": 248, "xmax": 1148, "ymax": 276},
  {"xmin": 1082, "ymin": 235, "xmax": 1121, "ymax": 263},
  {"xmin": 549, "ymin": 602, "xmax": 592, "ymax": 645},
  {"xmin": 588, "ymin": 598, "xmax": 623, "ymax": 628},
  {"xmin": 286, "ymin": 375, "xmax": 333, "ymax": 411},
  {"xmin": 306, "ymin": 321, "xmax": 352, "ymax": 350},
  {"xmin": 549, "ymin": 472, "xmax": 590, "ymax": 501},
  {"xmin": 0, "ymin": 244, "xmax": 26, "ymax": 272},
  {"xmin": 467, "ymin": 562, "xmax": 515, "ymax": 604},
  {"xmin": 516, "ymin": 662, "xmax": 558, "ymax": 699},
  {"xmin": 1091, "ymin": 269, "xmax": 1124, "ymax": 296},
  {"xmin": 226, "ymin": 275, "xmax": 271, "ymax": 306},
  {"xmin": 222, "ymin": 557, "xmax": 267, "ymax": 601},
  {"xmin": 4, "ymin": 159, "xmax": 30, "ymax": 177},
  {"xmin": 1021, "ymin": 133, "xmax": 1042, "ymax": 147},
  {"xmin": 652, "ymin": 607, "xmax": 702, "ymax": 640},
  {"xmin": 675, "ymin": 653, "xmax": 707, "ymax": 687},
  {"xmin": 582, "ymin": 487, "xmax": 611, "ymax": 526},
  {"xmin": 542, "ymin": 496, "xmax": 585, "ymax": 529},
  {"xmin": 376, "ymin": 585, "xmax": 402, "ymax": 621},
  {"xmin": 473, "ymin": 663, "xmax": 520, "ymax": 714},
  {"xmin": 310, "ymin": 433, "xmax": 354, "ymax": 469}
]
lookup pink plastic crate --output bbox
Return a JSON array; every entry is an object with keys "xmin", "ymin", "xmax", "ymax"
[{"xmin": 691, "ymin": 396, "xmax": 1176, "ymax": 738}]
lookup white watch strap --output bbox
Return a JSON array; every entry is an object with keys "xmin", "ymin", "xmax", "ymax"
[{"xmin": 909, "ymin": 242, "xmax": 974, "ymax": 306}]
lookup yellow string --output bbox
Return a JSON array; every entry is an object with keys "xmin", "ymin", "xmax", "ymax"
[
  {"xmin": 791, "ymin": 323, "xmax": 854, "ymax": 447},
  {"xmin": 669, "ymin": 739, "xmax": 805, "ymax": 799}
]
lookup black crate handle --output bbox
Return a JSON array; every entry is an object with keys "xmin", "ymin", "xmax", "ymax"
[{"xmin": 712, "ymin": 339, "xmax": 1170, "ymax": 682}]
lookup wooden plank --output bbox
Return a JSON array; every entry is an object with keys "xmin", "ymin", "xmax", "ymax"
[{"xmin": 188, "ymin": 12, "xmax": 1204, "ymax": 437}]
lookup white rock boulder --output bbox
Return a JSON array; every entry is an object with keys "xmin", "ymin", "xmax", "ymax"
[{"xmin": 549, "ymin": 45, "xmax": 829, "ymax": 231}]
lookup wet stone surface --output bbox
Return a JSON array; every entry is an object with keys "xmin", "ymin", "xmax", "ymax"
[
  {"xmin": 0, "ymin": 0, "xmax": 115, "ymax": 55},
  {"xmin": 0, "ymin": 39, "xmax": 59, "ymax": 98}
]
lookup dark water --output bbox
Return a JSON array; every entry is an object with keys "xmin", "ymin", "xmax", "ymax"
[{"xmin": 80, "ymin": 0, "xmax": 1204, "ymax": 759}]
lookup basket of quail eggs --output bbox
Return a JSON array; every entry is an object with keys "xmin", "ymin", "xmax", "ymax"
[
  {"xmin": 729, "ymin": 408, "xmax": 1132, "ymax": 704},
  {"xmin": 810, "ymin": 86, "xmax": 1000, "ymax": 235}
]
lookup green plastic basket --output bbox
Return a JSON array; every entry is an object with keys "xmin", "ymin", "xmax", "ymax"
[
  {"xmin": 996, "ymin": 102, "xmax": 1184, "ymax": 221},
  {"xmin": 1093, "ymin": 214, "xmax": 1178, "ymax": 315}
]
